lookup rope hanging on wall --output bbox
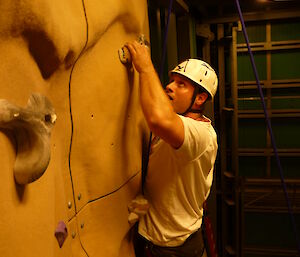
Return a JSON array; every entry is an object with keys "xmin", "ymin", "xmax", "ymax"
[{"xmin": 142, "ymin": 0, "xmax": 174, "ymax": 194}]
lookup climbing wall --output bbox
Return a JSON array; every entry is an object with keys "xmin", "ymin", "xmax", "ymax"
[{"xmin": 0, "ymin": 0, "xmax": 149, "ymax": 256}]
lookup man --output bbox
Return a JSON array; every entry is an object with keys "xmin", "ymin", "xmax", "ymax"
[{"xmin": 126, "ymin": 40, "xmax": 218, "ymax": 257}]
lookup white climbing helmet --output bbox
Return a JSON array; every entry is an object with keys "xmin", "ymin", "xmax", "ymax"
[{"xmin": 170, "ymin": 59, "xmax": 218, "ymax": 99}]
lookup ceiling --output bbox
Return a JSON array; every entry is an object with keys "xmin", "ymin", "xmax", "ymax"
[
  {"xmin": 186, "ymin": 0, "xmax": 300, "ymax": 22},
  {"xmin": 150, "ymin": 0, "xmax": 300, "ymax": 23}
]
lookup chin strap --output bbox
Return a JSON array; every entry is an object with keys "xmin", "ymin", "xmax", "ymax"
[{"xmin": 178, "ymin": 86, "xmax": 200, "ymax": 115}]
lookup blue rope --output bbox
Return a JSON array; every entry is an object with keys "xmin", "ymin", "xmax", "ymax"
[
  {"xmin": 159, "ymin": 0, "xmax": 174, "ymax": 80},
  {"xmin": 142, "ymin": 0, "xmax": 174, "ymax": 194},
  {"xmin": 234, "ymin": 0, "xmax": 300, "ymax": 253}
]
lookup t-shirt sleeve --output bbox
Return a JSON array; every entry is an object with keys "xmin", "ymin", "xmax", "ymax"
[{"xmin": 173, "ymin": 115, "xmax": 214, "ymax": 162}]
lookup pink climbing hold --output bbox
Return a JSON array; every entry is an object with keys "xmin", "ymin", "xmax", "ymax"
[{"xmin": 54, "ymin": 221, "xmax": 68, "ymax": 248}]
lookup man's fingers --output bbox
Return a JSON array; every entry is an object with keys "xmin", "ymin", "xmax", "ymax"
[
  {"xmin": 126, "ymin": 40, "xmax": 148, "ymax": 53},
  {"xmin": 132, "ymin": 40, "xmax": 140, "ymax": 47},
  {"xmin": 125, "ymin": 43, "xmax": 136, "ymax": 55},
  {"xmin": 132, "ymin": 40, "xmax": 148, "ymax": 52}
]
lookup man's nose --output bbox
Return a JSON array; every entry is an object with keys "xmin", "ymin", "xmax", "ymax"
[{"xmin": 165, "ymin": 82, "xmax": 174, "ymax": 92}]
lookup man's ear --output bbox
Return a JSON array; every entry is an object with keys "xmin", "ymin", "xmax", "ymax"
[{"xmin": 195, "ymin": 92, "xmax": 208, "ymax": 106}]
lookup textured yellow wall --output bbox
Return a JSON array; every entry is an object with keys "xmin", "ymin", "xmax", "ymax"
[{"xmin": 0, "ymin": 0, "xmax": 149, "ymax": 256}]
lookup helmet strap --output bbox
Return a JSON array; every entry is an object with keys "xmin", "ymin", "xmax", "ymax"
[
  {"xmin": 189, "ymin": 109, "xmax": 203, "ymax": 113},
  {"xmin": 178, "ymin": 86, "xmax": 200, "ymax": 116}
]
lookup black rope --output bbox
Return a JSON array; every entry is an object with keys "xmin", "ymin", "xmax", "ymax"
[{"xmin": 142, "ymin": 0, "xmax": 174, "ymax": 194}]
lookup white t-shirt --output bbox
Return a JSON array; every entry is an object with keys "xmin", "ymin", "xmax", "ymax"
[{"xmin": 138, "ymin": 115, "xmax": 218, "ymax": 247}]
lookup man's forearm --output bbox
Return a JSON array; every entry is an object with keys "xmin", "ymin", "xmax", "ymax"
[
  {"xmin": 125, "ymin": 40, "xmax": 184, "ymax": 148},
  {"xmin": 138, "ymin": 68, "xmax": 175, "ymax": 130}
]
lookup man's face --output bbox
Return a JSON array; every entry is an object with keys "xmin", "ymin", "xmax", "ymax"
[{"xmin": 165, "ymin": 74, "xmax": 195, "ymax": 114}]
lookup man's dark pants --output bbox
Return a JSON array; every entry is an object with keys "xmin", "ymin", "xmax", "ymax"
[{"xmin": 133, "ymin": 224, "xmax": 205, "ymax": 257}]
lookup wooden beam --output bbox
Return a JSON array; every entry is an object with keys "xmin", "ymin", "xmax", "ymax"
[
  {"xmin": 203, "ymin": 9, "xmax": 300, "ymax": 24},
  {"xmin": 175, "ymin": 0, "xmax": 189, "ymax": 13}
]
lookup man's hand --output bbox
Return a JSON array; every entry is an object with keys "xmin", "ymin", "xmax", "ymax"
[
  {"xmin": 125, "ymin": 40, "xmax": 184, "ymax": 149},
  {"xmin": 125, "ymin": 41, "xmax": 155, "ymax": 74}
]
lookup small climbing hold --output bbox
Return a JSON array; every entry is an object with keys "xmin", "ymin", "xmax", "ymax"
[
  {"xmin": 54, "ymin": 221, "xmax": 68, "ymax": 248},
  {"xmin": 118, "ymin": 46, "xmax": 131, "ymax": 64}
]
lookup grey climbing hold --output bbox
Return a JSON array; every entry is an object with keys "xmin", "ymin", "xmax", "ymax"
[
  {"xmin": 118, "ymin": 34, "xmax": 150, "ymax": 65},
  {"xmin": 118, "ymin": 46, "xmax": 131, "ymax": 64},
  {"xmin": 0, "ymin": 93, "xmax": 56, "ymax": 184}
]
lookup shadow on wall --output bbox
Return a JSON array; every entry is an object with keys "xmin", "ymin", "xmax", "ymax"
[{"xmin": 23, "ymin": 29, "xmax": 76, "ymax": 79}]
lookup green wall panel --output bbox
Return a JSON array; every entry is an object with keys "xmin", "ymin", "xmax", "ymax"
[
  {"xmin": 238, "ymin": 92, "xmax": 300, "ymax": 110},
  {"xmin": 238, "ymin": 89, "xmax": 266, "ymax": 110},
  {"xmin": 239, "ymin": 119, "xmax": 266, "ymax": 148},
  {"xmin": 239, "ymin": 157, "xmax": 266, "ymax": 177},
  {"xmin": 238, "ymin": 53, "xmax": 267, "ymax": 81},
  {"xmin": 271, "ymin": 88, "xmax": 300, "ymax": 109},
  {"xmin": 271, "ymin": 156, "xmax": 300, "ymax": 179},
  {"xmin": 237, "ymin": 23, "xmax": 266, "ymax": 44},
  {"xmin": 238, "ymin": 99, "xmax": 265, "ymax": 110},
  {"xmin": 271, "ymin": 97, "xmax": 300, "ymax": 109},
  {"xmin": 226, "ymin": 19, "xmax": 300, "ymax": 257},
  {"xmin": 245, "ymin": 212, "xmax": 300, "ymax": 249},
  {"xmin": 239, "ymin": 89, "xmax": 264, "ymax": 98},
  {"xmin": 272, "ymin": 87, "xmax": 300, "ymax": 97},
  {"xmin": 272, "ymin": 21, "xmax": 300, "ymax": 41},
  {"xmin": 271, "ymin": 117, "xmax": 300, "ymax": 148},
  {"xmin": 271, "ymin": 51, "xmax": 300, "ymax": 80}
]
